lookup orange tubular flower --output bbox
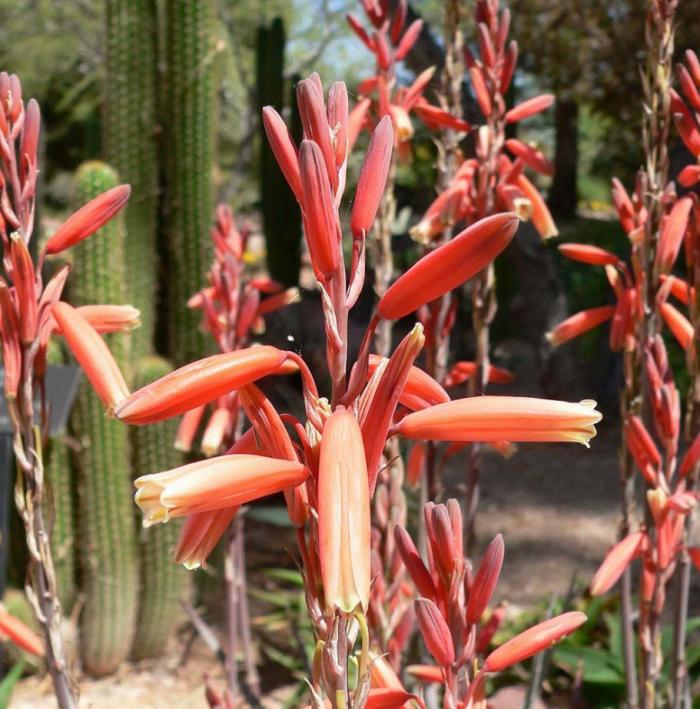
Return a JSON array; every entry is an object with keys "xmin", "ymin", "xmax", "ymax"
[
  {"xmin": 504, "ymin": 138, "xmax": 553, "ymax": 175},
  {"xmin": 378, "ymin": 213, "xmax": 519, "ymax": 320},
  {"xmin": 513, "ymin": 173, "xmax": 558, "ymax": 239},
  {"xmin": 350, "ymin": 115, "xmax": 393, "ymax": 238},
  {"xmin": 52, "ymin": 301, "xmax": 129, "ymax": 411},
  {"xmin": 590, "ymin": 531, "xmax": 646, "ymax": 596},
  {"xmin": 547, "ymin": 305, "xmax": 616, "ymax": 347},
  {"xmin": 655, "ymin": 195, "xmax": 693, "ymax": 274},
  {"xmin": 405, "ymin": 665, "xmax": 444, "ymax": 684},
  {"xmin": 174, "ymin": 405, "xmax": 206, "ymax": 452},
  {"xmin": 44, "ymin": 184, "xmax": 131, "ymax": 255},
  {"xmin": 483, "ymin": 611, "xmax": 586, "ymax": 672},
  {"xmin": 0, "ymin": 607, "xmax": 44, "ymax": 656},
  {"xmin": 261, "ymin": 107, "xmax": 303, "ymax": 202},
  {"xmin": 114, "ymin": 346, "xmax": 287, "ymax": 424},
  {"xmin": 134, "ymin": 454, "xmax": 309, "ymax": 526},
  {"xmin": 558, "ymin": 243, "xmax": 620, "ymax": 267},
  {"xmin": 395, "ymin": 396, "xmax": 601, "ymax": 445},
  {"xmin": 318, "ymin": 408, "xmax": 371, "ymax": 614},
  {"xmin": 52, "ymin": 304, "xmax": 140, "ymax": 334},
  {"xmin": 367, "ymin": 353, "xmax": 449, "ymax": 408},
  {"xmin": 466, "ymin": 534, "xmax": 504, "ymax": 625},
  {"xmin": 504, "ymin": 94, "xmax": 555, "ymax": 123},
  {"xmin": 173, "ymin": 507, "xmax": 239, "ymax": 570},
  {"xmin": 443, "ymin": 360, "xmax": 514, "ymax": 387},
  {"xmin": 10, "ymin": 235, "xmax": 37, "ymax": 344},
  {"xmin": 660, "ymin": 302, "xmax": 694, "ymax": 351},
  {"xmin": 200, "ymin": 406, "xmax": 232, "ymax": 457}
]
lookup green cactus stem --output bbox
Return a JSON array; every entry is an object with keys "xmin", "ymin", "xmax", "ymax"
[
  {"xmin": 103, "ymin": 0, "xmax": 160, "ymax": 358},
  {"xmin": 130, "ymin": 356, "xmax": 189, "ymax": 660},
  {"xmin": 162, "ymin": 0, "xmax": 217, "ymax": 363},
  {"xmin": 69, "ymin": 161, "xmax": 138, "ymax": 676}
]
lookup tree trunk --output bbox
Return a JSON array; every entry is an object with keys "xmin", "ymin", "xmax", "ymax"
[{"xmin": 548, "ymin": 98, "xmax": 579, "ymax": 221}]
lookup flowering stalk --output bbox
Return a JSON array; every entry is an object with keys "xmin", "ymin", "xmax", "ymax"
[
  {"xmin": 410, "ymin": 0, "xmax": 556, "ymax": 549},
  {"xmin": 669, "ymin": 48, "xmax": 700, "ymax": 709},
  {"xmin": 78, "ymin": 70, "xmax": 601, "ymax": 706},
  {"xmin": 394, "ymin": 500, "xmax": 586, "ymax": 706},
  {"xmin": 548, "ymin": 3, "xmax": 693, "ymax": 702},
  {"xmin": 0, "ymin": 73, "xmax": 133, "ymax": 708}
]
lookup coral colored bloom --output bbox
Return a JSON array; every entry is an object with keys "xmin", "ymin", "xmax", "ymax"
[
  {"xmin": 318, "ymin": 408, "xmax": 371, "ymax": 613},
  {"xmin": 134, "ymin": 454, "xmax": 309, "ymax": 525},
  {"xmin": 655, "ymin": 196, "xmax": 693, "ymax": 274},
  {"xmin": 0, "ymin": 607, "xmax": 44, "ymax": 656},
  {"xmin": 114, "ymin": 346, "xmax": 287, "ymax": 424},
  {"xmin": 406, "ymin": 441, "xmax": 426, "ymax": 487},
  {"xmin": 52, "ymin": 304, "xmax": 140, "ymax": 334},
  {"xmin": 483, "ymin": 611, "xmax": 586, "ymax": 672},
  {"xmin": 590, "ymin": 531, "xmax": 646, "ymax": 596},
  {"xmin": 405, "ymin": 665, "xmax": 443, "ymax": 684},
  {"xmin": 660, "ymin": 274, "xmax": 694, "ymax": 306},
  {"xmin": 10, "ymin": 235, "xmax": 37, "ymax": 344},
  {"xmin": 261, "ymin": 107, "xmax": 303, "ymax": 203},
  {"xmin": 443, "ymin": 360, "xmax": 514, "ymax": 387},
  {"xmin": 394, "ymin": 525, "xmax": 437, "ymax": 601},
  {"xmin": 558, "ymin": 243, "xmax": 620, "ymax": 267},
  {"xmin": 367, "ymin": 354, "xmax": 449, "ymax": 409},
  {"xmin": 173, "ymin": 507, "xmax": 238, "ymax": 569},
  {"xmin": 370, "ymin": 654, "xmax": 405, "ymax": 690},
  {"xmin": 660, "ymin": 302, "xmax": 694, "ymax": 350},
  {"xmin": 174, "ymin": 405, "xmax": 206, "ymax": 452},
  {"xmin": 414, "ymin": 598, "xmax": 455, "ymax": 667},
  {"xmin": 364, "ymin": 688, "xmax": 417, "ymax": 708},
  {"xmin": 299, "ymin": 140, "xmax": 341, "ymax": 279},
  {"xmin": 504, "ymin": 139, "xmax": 553, "ymax": 175},
  {"xmin": 514, "ymin": 173, "xmax": 558, "ymax": 239},
  {"xmin": 350, "ymin": 115, "xmax": 393, "ymax": 238},
  {"xmin": 547, "ymin": 305, "xmax": 615, "ymax": 347},
  {"xmin": 44, "ymin": 184, "xmax": 131, "ymax": 255},
  {"xmin": 378, "ymin": 213, "xmax": 519, "ymax": 320},
  {"xmin": 466, "ymin": 534, "xmax": 504, "ymax": 625},
  {"xmin": 505, "ymin": 94, "xmax": 555, "ymax": 123},
  {"xmin": 395, "ymin": 396, "xmax": 601, "ymax": 446},
  {"xmin": 200, "ymin": 406, "xmax": 232, "ymax": 457},
  {"xmin": 53, "ymin": 301, "xmax": 129, "ymax": 410}
]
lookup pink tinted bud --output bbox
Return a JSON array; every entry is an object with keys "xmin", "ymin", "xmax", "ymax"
[
  {"xmin": 296, "ymin": 78, "xmax": 337, "ymax": 189},
  {"xmin": 466, "ymin": 534, "xmax": 504, "ymax": 624},
  {"xmin": 655, "ymin": 196, "xmax": 693, "ymax": 274},
  {"xmin": 350, "ymin": 116, "xmax": 393, "ymax": 238},
  {"xmin": 45, "ymin": 184, "xmax": 131, "ymax": 255},
  {"xmin": 505, "ymin": 138, "xmax": 553, "ymax": 175},
  {"xmin": 660, "ymin": 302, "xmax": 693, "ymax": 351},
  {"xmin": 395, "ymin": 19, "xmax": 423, "ymax": 61},
  {"xmin": 327, "ymin": 81, "xmax": 349, "ymax": 168},
  {"xmin": 20, "ymin": 98, "xmax": 40, "ymax": 168},
  {"xmin": 500, "ymin": 41, "xmax": 518, "ymax": 94},
  {"xmin": 394, "ymin": 525, "xmax": 437, "ymax": 600},
  {"xmin": 558, "ymin": 242, "xmax": 619, "ymax": 267},
  {"xmin": 484, "ymin": 612, "xmax": 586, "ymax": 672},
  {"xmin": 300, "ymin": 140, "xmax": 341, "ymax": 280},
  {"xmin": 414, "ymin": 599, "xmax": 454, "ymax": 667},
  {"xmin": 10, "ymin": 234, "xmax": 37, "ymax": 344},
  {"xmin": 590, "ymin": 531, "xmax": 645, "ymax": 596},
  {"xmin": 546, "ymin": 306, "xmax": 615, "ymax": 347},
  {"xmin": 262, "ymin": 107, "xmax": 303, "ymax": 203},
  {"xmin": 505, "ymin": 94, "xmax": 555, "ymax": 123}
]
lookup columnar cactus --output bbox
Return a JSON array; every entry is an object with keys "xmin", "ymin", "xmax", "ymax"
[
  {"xmin": 130, "ymin": 356, "xmax": 188, "ymax": 660},
  {"xmin": 103, "ymin": 0, "xmax": 160, "ymax": 358},
  {"xmin": 256, "ymin": 17, "xmax": 302, "ymax": 287},
  {"xmin": 162, "ymin": 0, "xmax": 216, "ymax": 363},
  {"xmin": 69, "ymin": 161, "xmax": 139, "ymax": 676}
]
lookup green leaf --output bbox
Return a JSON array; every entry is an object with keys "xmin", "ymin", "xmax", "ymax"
[
  {"xmin": 0, "ymin": 658, "xmax": 26, "ymax": 708},
  {"xmin": 553, "ymin": 644, "xmax": 626, "ymax": 686},
  {"xmin": 603, "ymin": 612, "xmax": 624, "ymax": 667}
]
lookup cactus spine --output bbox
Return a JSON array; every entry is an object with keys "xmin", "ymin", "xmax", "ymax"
[
  {"xmin": 103, "ymin": 0, "xmax": 160, "ymax": 358},
  {"xmin": 130, "ymin": 356, "xmax": 188, "ymax": 660},
  {"xmin": 256, "ymin": 17, "xmax": 302, "ymax": 287},
  {"xmin": 70, "ymin": 161, "xmax": 138, "ymax": 676},
  {"xmin": 163, "ymin": 0, "xmax": 216, "ymax": 363}
]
